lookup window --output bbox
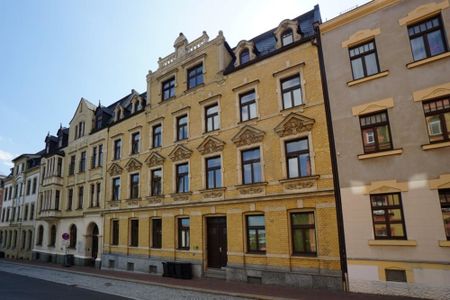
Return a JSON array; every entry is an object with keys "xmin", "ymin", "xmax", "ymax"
[
  {"xmin": 370, "ymin": 193, "xmax": 406, "ymax": 240},
  {"xmin": 152, "ymin": 218, "xmax": 162, "ymax": 249},
  {"xmin": 96, "ymin": 183, "xmax": 101, "ymax": 207},
  {"xmin": 246, "ymin": 215, "xmax": 266, "ymax": 253},
  {"xmin": 206, "ymin": 156, "xmax": 221, "ymax": 189},
  {"xmin": 241, "ymin": 148, "xmax": 262, "ymax": 184},
  {"xmin": 239, "ymin": 90, "xmax": 257, "ymax": 122},
  {"xmin": 78, "ymin": 186, "xmax": 84, "ymax": 209},
  {"xmin": 151, "ymin": 169, "xmax": 162, "ymax": 196},
  {"xmin": 439, "ymin": 189, "xmax": 450, "ymax": 240},
  {"xmin": 359, "ymin": 111, "xmax": 393, "ymax": 153},
  {"xmin": 291, "ymin": 212, "xmax": 316, "ymax": 255},
  {"xmin": 90, "ymin": 184, "xmax": 95, "ymax": 207},
  {"xmin": 240, "ymin": 49, "xmax": 250, "ymax": 64},
  {"xmin": 408, "ymin": 16, "xmax": 447, "ymax": 61},
  {"xmin": 285, "ymin": 138, "xmax": 311, "ymax": 178},
  {"xmin": 37, "ymin": 225, "xmax": 44, "ymax": 246},
  {"xmin": 49, "ymin": 225, "xmax": 56, "ymax": 247},
  {"xmin": 26, "ymin": 179, "xmax": 31, "ymax": 195},
  {"xmin": 349, "ymin": 40, "xmax": 380, "ymax": 80},
  {"xmin": 57, "ymin": 157, "xmax": 62, "ymax": 176},
  {"xmin": 187, "ymin": 63, "xmax": 203, "ymax": 89},
  {"xmin": 130, "ymin": 219, "xmax": 139, "ymax": 247},
  {"xmin": 152, "ymin": 124, "xmax": 162, "ymax": 148},
  {"xmin": 113, "ymin": 139, "xmax": 122, "ymax": 160},
  {"xmin": 55, "ymin": 190, "xmax": 60, "ymax": 210},
  {"xmin": 112, "ymin": 178, "xmax": 120, "ymax": 201},
  {"xmin": 385, "ymin": 269, "xmax": 407, "ymax": 283},
  {"xmin": 205, "ymin": 104, "xmax": 219, "ymax": 132},
  {"xmin": 162, "ymin": 77, "xmax": 175, "ymax": 100},
  {"xmin": 177, "ymin": 218, "xmax": 190, "ymax": 250},
  {"xmin": 111, "ymin": 219, "xmax": 119, "ymax": 246},
  {"xmin": 92, "ymin": 146, "xmax": 97, "ymax": 168},
  {"xmin": 30, "ymin": 204, "xmax": 34, "ymax": 220},
  {"xmin": 24, "ymin": 205, "xmax": 28, "ymax": 221},
  {"xmin": 96, "ymin": 114, "xmax": 103, "ymax": 130},
  {"xmin": 281, "ymin": 74, "xmax": 302, "ymax": 109},
  {"xmin": 176, "ymin": 163, "xmax": 189, "ymax": 193},
  {"xmin": 423, "ymin": 97, "xmax": 450, "ymax": 143},
  {"xmin": 176, "ymin": 115, "xmax": 188, "ymax": 141},
  {"xmin": 281, "ymin": 29, "xmax": 294, "ymax": 46},
  {"xmin": 69, "ymin": 224, "xmax": 77, "ymax": 248},
  {"xmin": 67, "ymin": 188, "xmax": 73, "ymax": 210},
  {"xmin": 69, "ymin": 155, "xmax": 75, "ymax": 175},
  {"xmin": 131, "ymin": 132, "xmax": 140, "ymax": 155},
  {"xmin": 79, "ymin": 151, "xmax": 86, "ymax": 173},
  {"xmin": 130, "ymin": 174, "xmax": 140, "ymax": 199},
  {"xmin": 98, "ymin": 144, "xmax": 103, "ymax": 167}
]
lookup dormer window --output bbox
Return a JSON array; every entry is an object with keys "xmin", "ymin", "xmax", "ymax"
[
  {"xmin": 114, "ymin": 106, "xmax": 124, "ymax": 122},
  {"xmin": 240, "ymin": 49, "xmax": 250, "ymax": 65},
  {"xmin": 281, "ymin": 29, "xmax": 294, "ymax": 46},
  {"xmin": 96, "ymin": 114, "xmax": 103, "ymax": 130},
  {"xmin": 78, "ymin": 121, "xmax": 85, "ymax": 138}
]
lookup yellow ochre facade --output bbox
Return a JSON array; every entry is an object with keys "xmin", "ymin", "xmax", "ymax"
[{"xmin": 101, "ymin": 6, "xmax": 342, "ymax": 288}]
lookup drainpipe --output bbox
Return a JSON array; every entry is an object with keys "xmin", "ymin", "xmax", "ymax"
[{"xmin": 313, "ymin": 22, "xmax": 349, "ymax": 291}]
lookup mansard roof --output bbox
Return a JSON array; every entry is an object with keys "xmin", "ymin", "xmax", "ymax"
[{"xmin": 224, "ymin": 5, "xmax": 321, "ymax": 74}]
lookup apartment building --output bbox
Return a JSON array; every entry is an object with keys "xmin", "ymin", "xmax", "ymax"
[
  {"xmin": 0, "ymin": 153, "xmax": 41, "ymax": 260},
  {"xmin": 319, "ymin": 0, "xmax": 450, "ymax": 298},
  {"xmin": 99, "ymin": 5, "xmax": 343, "ymax": 289}
]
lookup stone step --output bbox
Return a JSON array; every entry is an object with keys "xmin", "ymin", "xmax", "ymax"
[{"xmin": 204, "ymin": 268, "xmax": 226, "ymax": 280}]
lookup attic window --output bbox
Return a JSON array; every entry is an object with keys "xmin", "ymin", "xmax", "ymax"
[
  {"xmin": 240, "ymin": 49, "xmax": 250, "ymax": 65},
  {"xmin": 96, "ymin": 114, "xmax": 103, "ymax": 130},
  {"xmin": 282, "ymin": 29, "xmax": 294, "ymax": 46}
]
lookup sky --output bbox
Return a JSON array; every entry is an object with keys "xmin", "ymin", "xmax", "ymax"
[{"xmin": 0, "ymin": 0, "xmax": 369, "ymax": 175}]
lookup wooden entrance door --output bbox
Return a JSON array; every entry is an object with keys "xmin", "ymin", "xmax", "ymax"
[{"xmin": 207, "ymin": 217, "xmax": 227, "ymax": 268}]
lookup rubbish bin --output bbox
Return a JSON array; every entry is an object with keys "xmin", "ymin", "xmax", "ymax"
[
  {"xmin": 0, "ymin": 251, "xmax": 4, "ymax": 259},
  {"xmin": 174, "ymin": 262, "xmax": 192, "ymax": 279},
  {"xmin": 63, "ymin": 254, "xmax": 74, "ymax": 267}
]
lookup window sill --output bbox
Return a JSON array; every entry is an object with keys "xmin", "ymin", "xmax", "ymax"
[
  {"xmin": 238, "ymin": 117, "xmax": 259, "ymax": 125},
  {"xmin": 347, "ymin": 70, "xmax": 389, "ymax": 87},
  {"xmin": 368, "ymin": 240, "xmax": 417, "ymax": 247},
  {"xmin": 439, "ymin": 240, "xmax": 450, "ymax": 247},
  {"xmin": 184, "ymin": 83, "xmax": 205, "ymax": 94},
  {"xmin": 281, "ymin": 103, "xmax": 305, "ymax": 113},
  {"xmin": 161, "ymin": 96, "xmax": 176, "ymax": 102},
  {"xmin": 422, "ymin": 141, "xmax": 450, "ymax": 151},
  {"xmin": 406, "ymin": 51, "xmax": 450, "ymax": 69},
  {"xmin": 358, "ymin": 149, "xmax": 403, "ymax": 160},
  {"xmin": 245, "ymin": 252, "xmax": 266, "ymax": 256}
]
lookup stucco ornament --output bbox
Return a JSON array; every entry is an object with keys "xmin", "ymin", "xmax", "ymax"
[
  {"xmin": 232, "ymin": 125, "xmax": 265, "ymax": 147},
  {"xmin": 107, "ymin": 163, "xmax": 123, "ymax": 176},
  {"xmin": 274, "ymin": 113, "xmax": 315, "ymax": 137},
  {"xmin": 124, "ymin": 158, "xmax": 142, "ymax": 172},
  {"xmin": 239, "ymin": 186, "xmax": 264, "ymax": 195},
  {"xmin": 197, "ymin": 136, "xmax": 225, "ymax": 155},
  {"xmin": 169, "ymin": 144, "xmax": 193, "ymax": 162},
  {"xmin": 145, "ymin": 152, "xmax": 165, "ymax": 167}
]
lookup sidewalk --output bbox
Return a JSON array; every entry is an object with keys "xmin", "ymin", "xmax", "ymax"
[{"xmin": 1, "ymin": 259, "xmax": 417, "ymax": 300}]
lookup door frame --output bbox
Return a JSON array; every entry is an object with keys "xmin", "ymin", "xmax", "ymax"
[{"xmin": 204, "ymin": 215, "xmax": 227, "ymax": 270}]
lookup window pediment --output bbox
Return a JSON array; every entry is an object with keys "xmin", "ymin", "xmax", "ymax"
[
  {"xmin": 107, "ymin": 163, "xmax": 123, "ymax": 176},
  {"xmin": 274, "ymin": 19, "xmax": 301, "ymax": 49},
  {"xmin": 169, "ymin": 144, "xmax": 193, "ymax": 162},
  {"xmin": 399, "ymin": 1, "xmax": 449, "ymax": 26},
  {"xmin": 232, "ymin": 125, "xmax": 265, "ymax": 147},
  {"xmin": 233, "ymin": 40, "xmax": 256, "ymax": 67},
  {"xmin": 363, "ymin": 180, "xmax": 408, "ymax": 195},
  {"xmin": 197, "ymin": 136, "xmax": 225, "ymax": 155},
  {"xmin": 342, "ymin": 28, "xmax": 381, "ymax": 48},
  {"xmin": 125, "ymin": 158, "xmax": 142, "ymax": 172},
  {"xmin": 145, "ymin": 152, "xmax": 165, "ymax": 168},
  {"xmin": 274, "ymin": 113, "xmax": 315, "ymax": 137}
]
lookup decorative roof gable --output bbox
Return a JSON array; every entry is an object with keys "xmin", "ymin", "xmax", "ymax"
[
  {"xmin": 124, "ymin": 158, "xmax": 143, "ymax": 172},
  {"xmin": 107, "ymin": 163, "xmax": 123, "ymax": 176},
  {"xmin": 232, "ymin": 125, "xmax": 265, "ymax": 147},
  {"xmin": 169, "ymin": 144, "xmax": 193, "ymax": 162},
  {"xmin": 145, "ymin": 152, "xmax": 165, "ymax": 168},
  {"xmin": 197, "ymin": 136, "xmax": 225, "ymax": 155},
  {"xmin": 274, "ymin": 113, "xmax": 315, "ymax": 137}
]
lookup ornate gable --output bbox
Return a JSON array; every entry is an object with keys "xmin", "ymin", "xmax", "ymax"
[
  {"xmin": 169, "ymin": 144, "xmax": 193, "ymax": 162},
  {"xmin": 274, "ymin": 113, "xmax": 315, "ymax": 137},
  {"xmin": 232, "ymin": 125, "xmax": 265, "ymax": 147},
  {"xmin": 107, "ymin": 163, "xmax": 123, "ymax": 176},
  {"xmin": 197, "ymin": 136, "xmax": 225, "ymax": 155},
  {"xmin": 124, "ymin": 158, "xmax": 143, "ymax": 172},
  {"xmin": 145, "ymin": 152, "xmax": 165, "ymax": 168}
]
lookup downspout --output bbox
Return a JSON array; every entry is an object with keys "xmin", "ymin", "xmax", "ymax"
[{"xmin": 313, "ymin": 22, "xmax": 349, "ymax": 291}]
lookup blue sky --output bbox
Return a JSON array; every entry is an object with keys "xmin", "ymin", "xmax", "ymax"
[{"xmin": 0, "ymin": 0, "xmax": 368, "ymax": 175}]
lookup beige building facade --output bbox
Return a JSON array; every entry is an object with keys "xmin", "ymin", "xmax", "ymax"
[{"xmin": 320, "ymin": 0, "xmax": 450, "ymax": 298}]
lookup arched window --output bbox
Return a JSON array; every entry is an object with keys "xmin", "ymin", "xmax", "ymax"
[
  {"xmin": 240, "ymin": 49, "xmax": 250, "ymax": 65},
  {"xmin": 69, "ymin": 224, "xmax": 77, "ymax": 249},
  {"xmin": 49, "ymin": 225, "xmax": 56, "ymax": 247},
  {"xmin": 36, "ymin": 225, "xmax": 43, "ymax": 246},
  {"xmin": 281, "ymin": 29, "xmax": 294, "ymax": 46}
]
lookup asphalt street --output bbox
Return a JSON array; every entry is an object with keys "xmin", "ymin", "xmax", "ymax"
[{"xmin": 0, "ymin": 270, "xmax": 130, "ymax": 300}]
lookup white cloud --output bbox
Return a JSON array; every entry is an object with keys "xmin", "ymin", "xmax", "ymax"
[{"xmin": 0, "ymin": 149, "xmax": 14, "ymax": 173}]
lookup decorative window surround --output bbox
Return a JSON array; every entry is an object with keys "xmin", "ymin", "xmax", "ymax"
[
  {"xmin": 273, "ymin": 19, "xmax": 301, "ymax": 49},
  {"xmin": 407, "ymin": 51, "xmax": 450, "ymax": 69},
  {"xmin": 233, "ymin": 40, "xmax": 256, "ymax": 67},
  {"xmin": 413, "ymin": 82, "xmax": 450, "ymax": 102},
  {"xmin": 363, "ymin": 180, "xmax": 408, "ymax": 195},
  {"xmin": 341, "ymin": 28, "xmax": 381, "ymax": 48},
  {"xmin": 399, "ymin": 0, "xmax": 449, "ymax": 25},
  {"xmin": 368, "ymin": 240, "xmax": 417, "ymax": 247},
  {"xmin": 358, "ymin": 149, "xmax": 403, "ymax": 160},
  {"xmin": 352, "ymin": 97, "xmax": 394, "ymax": 116},
  {"xmin": 429, "ymin": 174, "xmax": 450, "ymax": 190},
  {"xmin": 439, "ymin": 240, "xmax": 450, "ymax": 247},
  {"xmin": 422, "ymin": 141, "xmax": 450, "ymax": 150}
]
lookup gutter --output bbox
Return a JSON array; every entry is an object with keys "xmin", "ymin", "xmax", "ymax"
[{"xmin": 313, "ymin": 22, "xmax": 349, "ymax": 291}]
